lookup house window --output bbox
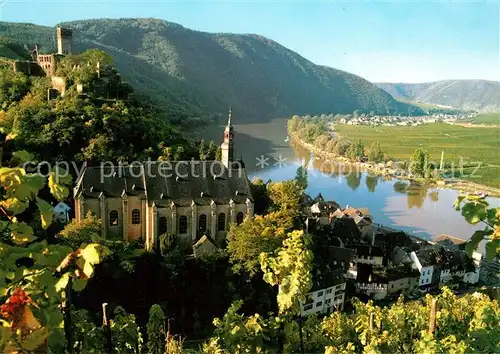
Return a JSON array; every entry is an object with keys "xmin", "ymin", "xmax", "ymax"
[
  {"xmin": 317, "ymin": 291, "xmax": 323, "ymax": 297},
  {"xmin": 131, "ymin": 209, "xmax": 141, "ymax": 224},
  {"xmin": 326, "ymin": 289, "xmax": 333, "ymax": 294},
  {"xmin": 199, "ymin": 214, "xmax": 207, "ymax": 233},
  {"xmin": 391, "ymin": 284, "xmax": 394, "ymax": 288},
  {"xmin": 326, "ymin": 299, "xmax": 331, "ymax": 304},
  {"xmin": 109, "ymin": 210, "xmax": 119, "ymax": 226},
  {"xmin": 316, "ymin": 302, "xmax": 322, "ymax": 307},
  {"xmin": 159, "ymin": 217, "xmax": 167, "ymax": 235},
  {"xmin": 217, "ymin": 213, "xmax": 226, "ymax": 231},
  {"xmin": 179, "ymin": 216, "xmax": 187, "ymax": 234},
  {"xmin": 303, "ymin": 304, "xmax": 313, "ymax": 311},
  {"xmin": 421, "ymin": 279, "xmax": 424, "ymax": 284},
  {"xmin": 236, "ymin": 212, "xmax": 244, "ymax": 225}
]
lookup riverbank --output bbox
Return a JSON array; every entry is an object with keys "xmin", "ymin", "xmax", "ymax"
[{"xmin": 289, "ymin": 131, "xmax": 500, "ymax": 198}]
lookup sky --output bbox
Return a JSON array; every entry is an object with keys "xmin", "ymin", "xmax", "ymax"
[{"xmin": 0, "ymin": 0, "xmax": 498, "ymax": 83}]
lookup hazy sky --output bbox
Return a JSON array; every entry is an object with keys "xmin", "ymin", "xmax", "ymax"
[{"xmin": 1, "ymin": 0, "xmax": 498, "ymax": 83}]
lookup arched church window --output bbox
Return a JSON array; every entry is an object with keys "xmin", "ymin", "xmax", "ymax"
[
  {"xmin": 199, "ymin": 214, "xmax": 207, "ymax": 233},
  {"xmin": 159, "ymin": 217, "xmax": 167, "ymax": 235},
  {"xmin": 179, "ymin": 216, "xmax": 187, "ymax": 234},
  {"xmin": 236, "ymin": 212, "xmax": 244, "ymax": 225},
  {"xmin": 218, "ymin": 213, "xmax": 226, "ymax": 231},
  {"xmin": 132, "ymin": 209, "xmax": 141, "ymax": 224},
  {"xmin": 109, "ymin": 210, "xmax": 119, "ymax": 226}
]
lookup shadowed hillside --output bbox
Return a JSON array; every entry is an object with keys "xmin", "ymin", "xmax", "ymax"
[
  {"xmin": 0, "ymin": 18, "xmax": 422, "ymax": 123},
  {"xmin": 376, "ymin": 80, "xmax": 500, "ymax": 112}
]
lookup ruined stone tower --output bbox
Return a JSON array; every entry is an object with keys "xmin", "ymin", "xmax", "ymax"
[
  {"xmin": 56, "ymin": 25, "xmax": 72, "ymax": 55},
  {"xmin": 220, "ymin": 108, "xmax": 235, "ymax": 168}
]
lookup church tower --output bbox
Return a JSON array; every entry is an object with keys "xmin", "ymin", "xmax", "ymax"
[
  {"xmin": 220, "ymin": 108, "xmax": 234, "ymax": 168},
  {"xmin": 56, "ymin": 25, "xmax": 73, "ymax": 55}
]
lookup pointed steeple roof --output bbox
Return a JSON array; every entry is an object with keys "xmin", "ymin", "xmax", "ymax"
[{"xmin": 227, "ymin": 106, "xmax": 232, "ymax": 127}]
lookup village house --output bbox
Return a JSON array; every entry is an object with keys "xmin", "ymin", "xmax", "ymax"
[
  {"xmin": 74, "ymin": 111, "xmax": 254, "ymax": 251},
  {"xmin": 300, "ymin": 274, "xmax": 347, "ymax": 316},
  {"xmin": 410, "ymin": 247, "xmax": 440, "ymax": 292},
  {"xmin": 53, "ymin": 202, "xmax": 71, "ymax": 224},
  {"xmin": 386, "ymin": 267, "xmax": 420, "ymax": 296}
]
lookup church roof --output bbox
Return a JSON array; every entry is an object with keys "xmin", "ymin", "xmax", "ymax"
[{"xmin": 74, "ymin": 161, "xmax": 253, "ymax": 206}]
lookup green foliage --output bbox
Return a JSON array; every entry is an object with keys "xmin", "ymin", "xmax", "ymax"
[
  {"xmin": 0, "ymin": 66, "xmax": 30, "ymax": 109},
  {"xmin": 199, "ymin": 139, "xmax": 206, "ymax": 160},
  {"xmin": 111, "ymin": 306, "xmax": 143, "ymax": 353},
  {"xmin": 295, "ymin": 166, "xmax": 308, "ymax": 191},
  {"xmin": 226, "ymin": 212, "xmax": 287, "ymax": 277},
  {"xmin": 250, "ymin": 178, "xmax": 270, "ymax": 215},
  {"xmin": 410, "ymin": 148, "xmax": 430, "ymax": 178},
  {"xmin": 346, "ymin": 139, "xmax": 365, "ymax": 161},
  {"xmin": 58, "ymin": 212, "xmax": 102, "ymax": 249},
  {"xmin": 147, "ymin": 304, "xmax": 166, "ymax": 354},
  {"xmin": 267, "ymin": 180, "xmax": 303, "ymax": 225},
  {"xmin": 211, "ymin": 300, "xmax": 281, "ymax": 353},
  {"xmin": 367, "ymin": 141, "xmax": 384, "ymax": 163},
  {"xmin": 260, "ymin": 230, "xmax": 313, "ymax": 315},
  {"xmin": 319, "ymin": 288, "xmax": 500, "ymax": 353},
  {"xmin": 454, "ymin": 194, "xmax": 500, "ymax": 261}
]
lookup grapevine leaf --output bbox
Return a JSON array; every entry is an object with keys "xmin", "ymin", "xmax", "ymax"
[
  {"xmin": 465, "ymin": 230, "xmax": 489, "ymax": 257},
  {"xmin": 485, "ymin": 240, "xmax": 500, "ymax": 262},
  {"xmin": 11, "ymin": 222, "xmax": 36, "ymax": 245},
  {"xmin": 82, "ymin": 260, "xmax": 94, "ymax": 278},
  {"xmin": 20, "ymin": 327, "xmax": 49, "ymax": 351},
  {"xmin": 80, "ymin": 244, "xmax": 100, "ymax": 265},
  {"xmin": 12, "ymin": 150, "xmax": 34, "ymax": 163},
  {"xmin": 55, "ymin": 273, "xmax": 70, "ymax": 293},
  {"xmin": 72, "ymin": 277, "xmax": 88, "ymax": 292},
  {"xmin": 36, "ymin": 197, "xmax": 53, "ymax": 230},
  {"xmin": 453, "ymin": 195, "xmax": 465, "ymax": 211},
  {"xmin": 0, "ymin": 198, "xmax": 28, "ymax": 215},
  {"xmin": 461, "ymin": 202, "xmax": 487, "ymax": 225}
]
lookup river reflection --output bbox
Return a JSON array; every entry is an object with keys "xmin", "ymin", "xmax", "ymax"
[{"xmin": 248, "ymin": 137, "xmax": 500, "ymax": 242}]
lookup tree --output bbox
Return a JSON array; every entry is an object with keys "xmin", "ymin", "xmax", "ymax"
[
  {"xmin": 215, "ymin": 146, "xmax": 222, "ymax": 161},
  {"xmin": 295, "ymin": 166, "xmax": 308, "ymax": 191},
  {"xmin": 250, "ymin": 177, "xmax": 270, "ymax": 215},
  {"xmin": 226, "ymin": 212, "xmax": 287, "ymax": 276},
  {"xmin": 334, "ymin": 139, "xmax": 351, "ymax": 156},
  {"xmin": 260, "ymin": 230, "xmax": 313, "ymax": 316},
  {"xmin": 58, "ymin": 212, "xmax": 102, "ymax": 249},
  {"xmin": 147, "ymin": 304, "xmax": 166, "ymax": 354},
  {"xmin": 207, "ymin": 140, "xmax": 218, "ymax": 160},
  {"xmin": 410, "ymin": 149, "xmax": 430, "ymax": 178},
  {"xmin": 267, "ymin": 180, "xmax": 303, "ymax": 227},
  {"xmin": 346, "ymin": 140, "xmax": 364, "ymax": 161},
  {"xmin": 454, "ymin": 194, "xmax": 500, "ymax": 261},
  {"xmin": 199, "ymin": 139, "xmax": 206, "ymax": 160},
  {"xmin": 367, "ymin": 141, "xmax": 384, "ymax": 163}
]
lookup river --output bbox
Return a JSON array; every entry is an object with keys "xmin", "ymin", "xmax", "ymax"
[{"xmin": 203, "ymin": 117, "xmax": 500, "ymax": 242}]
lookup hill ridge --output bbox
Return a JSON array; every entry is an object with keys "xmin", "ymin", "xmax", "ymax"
[{"xmin": 0, "ymin": 18, "xmax": 422, "ymax": 122}]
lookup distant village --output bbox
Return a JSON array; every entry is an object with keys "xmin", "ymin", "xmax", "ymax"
[
  {"xmin": 333, "ymin": 112, "xmax": 478, "ymax": 127},
  {"xmin": 299, "ymin": 194, "xmax": 499, "ymax": 317}
]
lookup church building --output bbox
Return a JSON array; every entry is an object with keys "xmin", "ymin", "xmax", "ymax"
[{"xmin": 73, "ymin": 110, "xmax": 254, "ymax": 250}]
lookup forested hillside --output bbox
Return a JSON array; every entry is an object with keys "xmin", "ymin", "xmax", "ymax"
[
  {"xmin": 0, "ymin": 19, "xmax": 422, "ymax": 123},
  {"xmin": 376, "ymin": 80, "xmax": 500, "ymax": 112}
]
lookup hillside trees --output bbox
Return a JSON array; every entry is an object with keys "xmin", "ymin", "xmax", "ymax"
[{"xmin": 0, "ymin": 54, "xmax": 194, "ymax": 165}]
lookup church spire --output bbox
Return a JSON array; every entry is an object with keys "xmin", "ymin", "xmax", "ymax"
[{"xmin": 221, "ymin": 107, "xmax": 235, "ymax": 168}]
